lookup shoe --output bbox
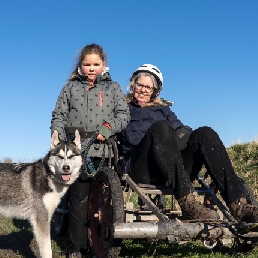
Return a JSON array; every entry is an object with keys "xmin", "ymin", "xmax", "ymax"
[
  {"xmin": 66, "ymin": 246, "xmax": 88, "ymax": 258},
  {"xmin": 66, "ymin": 252, "xmax": 83, "ymax": 258},
  {"xmin": 229, "ymin": 197, "xmax": 258, "ymax": 223},
  {"xmin": 177, "ymin": 192, "xmax": 220, "ymax": 220}
]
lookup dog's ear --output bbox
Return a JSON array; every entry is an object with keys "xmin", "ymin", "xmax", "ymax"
[
  {"xmin": 51, "ymin": 130, "xmax": 60, "ymax": 150},
  {"xmin": 73, "ymin": 130, "xmax": 81, "ymax": 150}
]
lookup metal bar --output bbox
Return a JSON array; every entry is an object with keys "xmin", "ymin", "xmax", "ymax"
[
  {"xmin": 196, "ymin": 175, "xmax": 236, "ymax": 223},
  {"xmin": 113, "ymin": 221, "xmax": 258, "ymax": 243},
  {"xmin": 122, "ymin": 174, "xmax": 169, "ymax": 222},
  {"xmin": 124, "ymin": 187, "xmax": 132, "ymax": 204},
  {"xmin": 141, "ymin": 189, "xmax": 173, "ymax": 195}
]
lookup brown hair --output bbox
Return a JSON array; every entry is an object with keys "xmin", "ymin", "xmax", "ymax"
[
  {"xmin": 125, "ymin": 93, "xmax": 166, "ymax": 108},
  {"xmin": 69, "ymin": 43, "xmax": 107, "ymax": 81}
]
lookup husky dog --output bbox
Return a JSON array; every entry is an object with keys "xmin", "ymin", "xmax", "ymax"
[{"xmin": 0, "ymin": 130, "xmax": 82, "ymax": 258}]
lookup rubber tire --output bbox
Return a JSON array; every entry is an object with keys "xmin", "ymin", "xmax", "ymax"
[
  {"xmin": 88, "ymin": 167, "xmax": 124, "ymax": 258},
  {"xmin": 54, "ymin": 211, "xmax": 69, "ymax": 236}
]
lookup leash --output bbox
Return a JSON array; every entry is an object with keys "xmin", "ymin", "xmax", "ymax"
[
  {"xmin": 68, "ymin": 130, "xmax": 119, "ymax": 178},
  {"xmin": 81, "ymin": 132, "xmax": 106, "ymax": 178}
]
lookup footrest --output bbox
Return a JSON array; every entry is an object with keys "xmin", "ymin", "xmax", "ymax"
[{"xmin": 236, "ymin": 222, "xmax": 258, "ymax": 234}]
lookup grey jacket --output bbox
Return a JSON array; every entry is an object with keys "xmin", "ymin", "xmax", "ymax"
[{"xmin": 51, "ymin": 72, "xmax": 130, "ymax": 157}]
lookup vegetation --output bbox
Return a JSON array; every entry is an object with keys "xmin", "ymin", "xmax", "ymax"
[
  {"xmin": 227, "ymin": 140, "xmax": 258, "ymax": 195},
  {"xmin": 0, "ymin": 140, "xmax": 258, "ymax": 257}
]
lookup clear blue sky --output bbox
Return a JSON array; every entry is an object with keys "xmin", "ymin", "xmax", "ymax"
[{"xmin": 0, "ymin": 0, "xmax": 257, "ymax": 162}]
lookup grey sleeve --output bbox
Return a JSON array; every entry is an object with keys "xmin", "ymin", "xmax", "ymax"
[
  {"xmin": 50, "ymin": 83, "xmax": 71, "ymax": 140},
  {"xmin": 106, "ymin": 83, "xmax": 130, "ymax": 135}
]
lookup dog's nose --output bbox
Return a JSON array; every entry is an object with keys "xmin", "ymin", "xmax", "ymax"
[{"xmin": 62, "ymin": 165, "xmax": 70, "ymax": 172}]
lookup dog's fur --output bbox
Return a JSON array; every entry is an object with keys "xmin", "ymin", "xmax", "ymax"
[{"xmin": 0, "ymin": 130, "xmax": 82, "ymax": 258}]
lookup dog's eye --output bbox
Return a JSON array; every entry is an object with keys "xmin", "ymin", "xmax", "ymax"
[
  {"xmin": 57, "ymin": 154, "xmax": 64, "ymax": 159},
  {"xmin": 69, "ymin": 154, "xmax": 76, "ymax": 159}
]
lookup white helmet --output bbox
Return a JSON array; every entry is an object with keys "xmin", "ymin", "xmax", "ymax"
[
  {"xmin": 131, "ymin": 64, "xmax": 163, "ymax": 87},
  {"xmin": 130, "ymin": 64, "xmax": 163, "ymax": 100}
]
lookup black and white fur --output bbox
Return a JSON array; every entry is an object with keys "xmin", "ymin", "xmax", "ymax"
[{"xmin": 0, "ymin": 130, "xmax": 82, "ymax": 258}]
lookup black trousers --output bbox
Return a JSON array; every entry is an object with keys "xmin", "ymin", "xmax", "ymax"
[
  {"xmin": 68, "ymin": 158, "xmax": 106, "ymax": 253},
  {"xmin": 68, "ymin": 174, "xmax": 91, "ymax": 253},
  {"xmin": 130, "ymin": 120, "xmax": 247, "ymax": 204}
]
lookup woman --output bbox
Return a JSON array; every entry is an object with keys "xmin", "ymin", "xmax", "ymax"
[{"xmin": 119, "ymin": 64, "xmax": 258, "ymax": 222}]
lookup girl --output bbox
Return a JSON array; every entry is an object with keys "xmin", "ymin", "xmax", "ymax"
[{"xmin": 51, "ymin": 44, "xmax": 129, "ymax": 258}]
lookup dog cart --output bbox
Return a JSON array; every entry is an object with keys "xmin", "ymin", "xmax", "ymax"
[{"xmin": 54, "ymin": 135, "xmax": 258, "ymax": 258}]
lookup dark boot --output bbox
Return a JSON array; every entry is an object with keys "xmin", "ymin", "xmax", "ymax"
[
  {"xmin": 66, "ymin": 250, "xmax": 88, "ymax": 258},
  {"xmin": 229, "ymin": 197, "xmax": 258, "ymax": 223},
  {"xmin": 178, "ymin": 193, "xmax": 220, "ymax": 220},
  {"xmin": 66, "ymin": 252, "xmax": 82, "ymax": 258}
]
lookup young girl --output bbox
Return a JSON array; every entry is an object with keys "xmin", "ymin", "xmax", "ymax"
[{"xmin": 51, "ymin": 43, "xmax": 129, "ymax": 258}]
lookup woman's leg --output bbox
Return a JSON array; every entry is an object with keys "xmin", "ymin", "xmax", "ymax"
[
  {"xmin": 130, "ymin": 120, "xmax": 194, "ymax": 199},
  {"xmin": 130, "ymin": 120, "xmax": 219, "ymax": 220},
  {"xmin": 181, "ymin": 127, "xmax": 258, "ymax": 223},
  {"xmin": 182, "ymin": 126, "xmax": 247, "ymax": 205}
]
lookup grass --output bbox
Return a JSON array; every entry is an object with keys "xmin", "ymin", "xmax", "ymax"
[
  {"xmin": 0, "ymin": 140, "xmax": 258, "ymax": 257},
  {"xmin": 1, "ymin": 216, "xmax": 258, "ymax": 258}
]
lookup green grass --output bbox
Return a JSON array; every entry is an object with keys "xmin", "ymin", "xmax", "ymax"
[
  {"xmin": 1, "ymin": 140, "xmax": 258, "ymax": 257},
  {"xmin": 1, "ymin": 214, "xmax": 258, "ymax": 258},
  {"xmin": 227, "ymin": 141, "xmax": 258, "ymax": 195}
]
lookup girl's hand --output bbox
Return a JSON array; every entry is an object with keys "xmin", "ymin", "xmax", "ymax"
[{"xmin": 97, "ymin": 133, "xmax": 106, "ymax": 141}]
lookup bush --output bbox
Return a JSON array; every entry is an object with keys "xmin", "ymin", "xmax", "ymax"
[{"xmin": 227, "ymin": 141, "xmax": 258, "ymax": 197}]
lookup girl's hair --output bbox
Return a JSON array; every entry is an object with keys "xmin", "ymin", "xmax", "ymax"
[
  {"xmin": 69, "ymin": 43, "xmax": 107, "ymax": 81},
  {"xmin": 125, "ymin": 93, "xmax": 165, "ymax": 108}
]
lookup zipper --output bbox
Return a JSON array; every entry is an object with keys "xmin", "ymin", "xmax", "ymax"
[{"xmin": 99, "ymin": 90, "xmax": 103, "ymax": 107}]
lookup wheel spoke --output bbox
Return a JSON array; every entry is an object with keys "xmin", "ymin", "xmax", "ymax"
[{"xmin": 99, "ymin": 223, "xmax": 107, "ymax": 252}]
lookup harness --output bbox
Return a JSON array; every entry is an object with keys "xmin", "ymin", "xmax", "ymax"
[{"xmin": 66, "ymin": 129, "xmax": 119, "ymax": 178}]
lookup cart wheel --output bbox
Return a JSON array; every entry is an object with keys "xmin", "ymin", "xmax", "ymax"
[
  {"xmin": 54, "ymin": 211, "xmax": 69, "ymax": 236},
  {"xmin": 215, "ymin": 237, "xmax": 253, "ymax": 254},
  {"xmin": 89, "ymin": 167, "xmax": 124, "ymax": 258}
]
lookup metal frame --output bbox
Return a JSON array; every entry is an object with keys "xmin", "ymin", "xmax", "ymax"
[{"xmin": 111, "ymin": 173, "xmax": 258, "ymax": 250}]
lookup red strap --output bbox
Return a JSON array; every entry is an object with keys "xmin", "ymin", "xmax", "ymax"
[{"xmin": 103, "ymin": 122, "xmax": 111, "ymax": 130}]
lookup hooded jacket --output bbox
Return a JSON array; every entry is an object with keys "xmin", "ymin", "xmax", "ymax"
[
  {"xmin": 119, "ymin": 101, "xmax": 192, "ymax": 159},
  {"xmin": 51, "ymin": 72, "xmax": 130, "ymax": 157}
]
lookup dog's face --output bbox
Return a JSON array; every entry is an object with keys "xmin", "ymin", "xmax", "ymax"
[{"xmin": 48, "ymin": 130, "xmax": 82, "ymax": 185}]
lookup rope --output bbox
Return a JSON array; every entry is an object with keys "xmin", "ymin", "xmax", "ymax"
[{"xmin": 81, "ymin": 132, "xmax": 106, "ymax": 177}]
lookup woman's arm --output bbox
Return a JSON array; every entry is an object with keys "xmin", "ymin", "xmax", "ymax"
[{"xmin": 164, "ymin": 106, "xmax": 192, "ymax": 150}]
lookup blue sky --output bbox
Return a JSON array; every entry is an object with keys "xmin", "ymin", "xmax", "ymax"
[{"xmin": 0, "ymin": 0, "xmax": 257, "ymax": 162}]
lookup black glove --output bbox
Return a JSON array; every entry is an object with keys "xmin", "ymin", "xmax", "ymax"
[{"xmin": 175, "ymin": 126, "xmax": 192, "ymax": 151}]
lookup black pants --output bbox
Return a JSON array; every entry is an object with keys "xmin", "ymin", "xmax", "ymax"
[
  {"xmin": 68, "ymin": 174, "xmax": 91, "ymax": 253},
  {"xmin": 68, "ymin": 158, "xmax": 106, "ymax": 253},
  {"xmin": 130, "ymin": 120, "xmax": 247, "ymax": 204}
]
